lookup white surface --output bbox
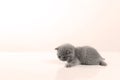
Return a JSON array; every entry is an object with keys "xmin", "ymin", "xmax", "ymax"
[{"xmin": 0, "ymin": 52, "xmax": 120, "ymax": 80}]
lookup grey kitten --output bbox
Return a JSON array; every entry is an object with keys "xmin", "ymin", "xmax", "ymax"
[{"xmin": 55, "ymin": 43, "xmax": 107, "ymax": 68}]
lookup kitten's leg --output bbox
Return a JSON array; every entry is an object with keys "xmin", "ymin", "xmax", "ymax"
[{"xmin": 66, "ymin": 57, "xmax": 80, "ymax": 68}]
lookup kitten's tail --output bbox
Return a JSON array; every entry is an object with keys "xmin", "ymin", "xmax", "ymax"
[
  {"xmin": 102, "ymin": 58, "xmax": 105, "ymax": 60},
  {"xmin": 99, "ymin": 61, "xmax": 107, "ymax": 66}
]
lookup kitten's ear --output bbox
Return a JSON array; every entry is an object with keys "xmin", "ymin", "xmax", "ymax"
[{"xmin": 55, "ymin": 47, "xmax": 59, "ymax": 50}]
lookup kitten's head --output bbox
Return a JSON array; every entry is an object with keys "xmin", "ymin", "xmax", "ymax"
[{"xmin": 55, "ymin": 44, "xmax": 75, "ymax": 61}]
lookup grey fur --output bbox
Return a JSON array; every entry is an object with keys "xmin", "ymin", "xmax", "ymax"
[{"xmin": 55, "ymin": 43, "xmax": 107, "ymax": 68}]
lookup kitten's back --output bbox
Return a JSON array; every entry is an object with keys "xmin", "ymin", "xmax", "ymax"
[{"xmin": 75, "ymin": 46, "xmax": 104, "ymax": 64}]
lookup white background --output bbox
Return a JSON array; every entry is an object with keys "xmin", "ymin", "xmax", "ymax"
[
  {"xmin": 0, "ymin": 0, "xmax": 120, "ymax": 52},
  {"xmin": 0, "ymin": 1, "xmax": 120, "ymax": 80}
]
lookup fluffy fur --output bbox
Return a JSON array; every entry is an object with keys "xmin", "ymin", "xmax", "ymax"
[{"xmin": 55, "ymin": 43, "xmax": 107, "ymax": 68}]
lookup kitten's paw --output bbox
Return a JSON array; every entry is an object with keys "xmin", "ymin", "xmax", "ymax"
[{"xmin": 65, "ymin": 64, "xmax": 72, "ymax": 68}]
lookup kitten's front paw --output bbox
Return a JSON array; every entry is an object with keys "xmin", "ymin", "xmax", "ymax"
[{"xmin": 65, "ymin": 64, "xmax": 72, "ymax": 68}]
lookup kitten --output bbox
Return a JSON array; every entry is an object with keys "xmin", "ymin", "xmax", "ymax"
[{"xmin": 55, "ymin": 43, "xmax": 107, "ymax": 68}]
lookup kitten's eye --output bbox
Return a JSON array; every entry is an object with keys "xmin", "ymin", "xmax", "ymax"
[{"xmin": 66, "ymin": 50, "xmax": 71, "ymax": 54}]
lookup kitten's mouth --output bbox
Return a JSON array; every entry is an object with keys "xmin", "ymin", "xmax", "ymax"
[{"xmin": 60, "ymin": 56, "xmax": 68, "ymax": 61}]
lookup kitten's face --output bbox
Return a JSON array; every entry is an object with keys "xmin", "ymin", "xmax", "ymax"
[{"xmin": 55, "ymin": 44, "xmax": 75, "ymax": 61}]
